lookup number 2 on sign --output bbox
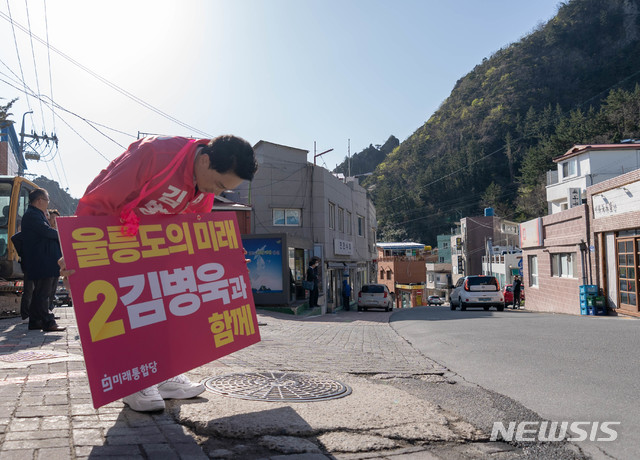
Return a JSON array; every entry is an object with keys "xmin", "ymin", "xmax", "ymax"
[{"xmin": 85, "ymin": 280, "xmax": 125, "ymax": 342}]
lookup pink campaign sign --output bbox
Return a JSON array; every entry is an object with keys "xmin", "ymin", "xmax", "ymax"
[{"xmin": 56, "ymin": 212, "xmax": 261, "ymax": 408}]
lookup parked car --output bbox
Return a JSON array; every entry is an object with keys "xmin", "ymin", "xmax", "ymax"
[
  {"xmin": 358, "ymin": 284, "xmax": 393, "ymax": 312},
  {"xmin": 53, "ymin": 278, "xmax": 72, "ymax": 307},
  {"xmin": 427, "ymin": 295, "xmax": 444, "ymax": 306},
  {"xmin": 450, "ymin": 275, "xmax": 504, "ymax": 311},
  {"xmin": 503, "ymin": 284, "xmax": 525, "ymax": 307}
]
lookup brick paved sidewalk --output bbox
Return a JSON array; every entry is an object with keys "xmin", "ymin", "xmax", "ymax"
[
  {"xmin": 221, "ymin": 310, "xmax": 446, "ymax": 375},
  {"xmin": 0, "ymin": 306, "xmax": 446, "ymax": 459}
]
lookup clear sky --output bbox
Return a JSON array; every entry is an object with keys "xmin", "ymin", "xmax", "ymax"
[{"xmin": 0, "ymin": 0, "xmax": 561, "ymax": 198}]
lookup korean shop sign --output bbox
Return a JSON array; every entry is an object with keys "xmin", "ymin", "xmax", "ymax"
[{"xmin": 57, "ymin": 212, "xmax": 261, "ymax": 408}]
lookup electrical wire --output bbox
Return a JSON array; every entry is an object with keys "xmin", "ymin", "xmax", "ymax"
[
  {"xmin": 0, "ymin": 10, "xmax": 214, "ymax": 138},
  {"xmin": 5, "ymin": 0, "xmax": 31, "ymax": 115},
  {"xmin": 0, "ymin": 75, "xmax": 111, "ymax": 164},
  {"xmin": 23, "ymin": 0, "xmax": 46, "ymax": 134},
  {"xmin": 0, "ymin": 69, "xmax": 134, "ymax": 148},
  {"xmin": 42, "ymin": 0, "xmax": 56, "ymax": 135}
]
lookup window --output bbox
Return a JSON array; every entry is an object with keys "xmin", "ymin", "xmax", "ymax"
[
  {"xmin": 528, "ymin": 255, "xmax": 538, "ymax": 286},
  {"xmin": 562, "ymin": 159, "xmax": 576, "ymax": 179},
  {"xmin": 357, "ymin": 215, "xmax": 364, "ymax": 237},
  {"xmin": 442, "ymin": 242, "xmax": 449, "ymax": 249},
  {"xmin": 551, "ymin": 253, "xmax": 577, "ymax": 278},
  {"xmin": 328, "ymin": 202, "xmax": 335, "ymax": 229},
  {"xmin": 380, "ymin": 269, "xmax": 384, "ymax": 280},
  {"xmin": 338, "ymin": 207, "xmax": 344, "ymax": 232},
  {"xmin": 386, "ymin": 269, "xmax": 392, "ymax": 280},
  {"xmin": 272, "ymin": 208, "xmax": 301, "ymax": 226},
  {"xmin": 346, "ymin": 211, "xmax": 352, "ymax": 235},
  {"xmin": 465, "ymin": 276, "xmax": 499, "ymax": 290}
]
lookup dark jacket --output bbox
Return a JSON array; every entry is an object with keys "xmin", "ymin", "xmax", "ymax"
[
  {"xmin": 306, "ymin": 265, "xmax": 318, "ymax": 289},
  {"xmin": 21, "ymin": 205, "xmax": 61, "ymax": 279},
  {"xmin": 342, "ymin": 280, "xmax": 351, "ymax": 297},
  {"xmin": 513, "ymin": 278, "xmax": 522, "ymax": 294}
]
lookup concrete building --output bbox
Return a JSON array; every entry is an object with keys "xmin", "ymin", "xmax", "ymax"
[
  {"xmin": 437, "ymin": 234, "xmax": 452, "ymax": 264},
  {"xmin": 425, "ymin": 262, "xmax": 452, "ymax": 301},
  {"xmin": 234, "ymin": 141, "xmax": 377, "ymax": 314},
  {"xmin": 546, "ymin": 143, "xmax": 640, "ymax": 214},
  {"xmin": 520, "ymin": 143, "xmax": 640, "ymax": 316},
  {"xmin": 482, "ymin": 251, "xmax": 524, "ymax": 289},
  {"xmin": 0, "ymin": 125, "xmax": 26, "ymax": 176},
  {"xmin": 376, "ymin": 242, "xmax": 428, "ymax": 308},
  {"xmin": 452, "ymin": 214, "xmax": 520, "ymax": 283},
  {"xmin": 587, "ymin": 168, "xmax": 640, "ymax": 317}
]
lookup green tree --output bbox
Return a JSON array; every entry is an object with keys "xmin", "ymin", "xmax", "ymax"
[{"xmin": 0, "ymin": 98, "xmax": 17, "ymax": 128}]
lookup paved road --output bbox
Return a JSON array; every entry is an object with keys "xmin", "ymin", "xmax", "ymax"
[
  {"xmin": 390, "ymin": 306, "xmax": 640, "ymax": 460},
  {"xmin": 0, "ymin": 306, "xmax": 584, "ymax": 459}
]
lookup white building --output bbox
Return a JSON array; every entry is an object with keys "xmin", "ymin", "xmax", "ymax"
[{"xmin": 546, "ymin": 143, "xmax": 640, "ymax": 214}]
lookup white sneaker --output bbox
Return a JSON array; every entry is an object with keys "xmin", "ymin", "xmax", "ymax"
[
  {"xmin": 157, "ymin": 374, "xmax": 205, "ymax": 400},
  {"xmin": 123, "ymin": 385, "xmax": 165, "ymax": 412}
]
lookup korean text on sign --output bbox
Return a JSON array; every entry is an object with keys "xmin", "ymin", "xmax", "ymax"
[
  {"xmin": 56, "ymin": 212, "xmax": 261, "ymax": 409},
  {"xmin": 71, "ymin": 219, "xmax": 239, "ymax": 268}
]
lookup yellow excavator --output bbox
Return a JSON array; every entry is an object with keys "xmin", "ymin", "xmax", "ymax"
[{"xmin": 0, "ymin": 175, "xmax": 38, "ymax": 314}]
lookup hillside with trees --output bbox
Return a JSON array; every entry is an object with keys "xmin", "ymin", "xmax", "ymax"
[
  {"xmin": 33, "ymin": 176, "xmax": 78, "ymax": 216},
  {"xmin": 333, "ymin": 136, "xmax": 399, "ymax": 178},
  {"xmin": 366, "ymin": 0, "xmax": 640, "ymax": 245}
]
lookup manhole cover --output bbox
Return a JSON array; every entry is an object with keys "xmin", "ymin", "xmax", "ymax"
[
  {"xmin": 0, "ymin": 351, "xmax": 67, "ymax": 362},
  {"xmin": 203, "ymin": 371, "xmax": 352, "ymax": 402}
]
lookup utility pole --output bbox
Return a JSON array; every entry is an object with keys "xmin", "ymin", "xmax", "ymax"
[
  {"xmin": 18, "ymin": 111, "xmax": 33, "ymax": 176},
  {"xmin": 19, "ymin": 110, "xmax": 58, "ymax": 173},
  {"xmin": 348, "ymin": 139, "xmax": 351, "ymax": 177}
]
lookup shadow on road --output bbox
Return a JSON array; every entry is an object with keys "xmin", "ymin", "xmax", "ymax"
[
  {"xmin": 389, "ymin": 305, "xmax": 530, "ymax": 322},
  {"xmin": 256, "ymin": 308, "xmax": 393, "ymax": 324}
]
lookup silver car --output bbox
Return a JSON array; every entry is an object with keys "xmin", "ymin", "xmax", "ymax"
[
  {"xmin": 357, "ymin": 284, "xmax": 393, "ymax": 312},
  {"xmin": 450, "ymin": 275, "xmax": 504, "ymax": 311}
]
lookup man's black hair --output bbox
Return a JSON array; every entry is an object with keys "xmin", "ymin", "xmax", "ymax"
[
  {"xmin": 29, "ymin": 188, "xmax": 47, "ymax": 204},
  {"xmin": 201, "ymin": 135, "xmax": 258, "ymax": 181}
]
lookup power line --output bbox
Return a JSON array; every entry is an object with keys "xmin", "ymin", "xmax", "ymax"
[
  {"xmin": 0, "ymin": 68, "xmax": 134, "ymax": 148},
  {"xmin": 23, "ymin": 0, "xmax": 46, "ymax": 133},
  {"xmin": 0, "ymin": 74, "xmax": 111, "ymax": 167},
  {"xmin": 5, "ymin": 0, "xmax": 31, "ymax": 116},
  {"xmin": 42, "ymin": 0, "xmax": 56, "ymax": 135},
  {"xmin": 0, "ymin": 11, "xmax": 214, "ymax": 138}
]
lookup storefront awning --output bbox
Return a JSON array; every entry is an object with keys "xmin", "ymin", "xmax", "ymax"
[{"xmin": 327, "ymin": 262, "xmax": 359, "ymax": 269}]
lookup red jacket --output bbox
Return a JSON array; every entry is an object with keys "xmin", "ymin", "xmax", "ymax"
[{"xmin": 76, "ymin": 137, "xmax": 215, "ymax": 223}]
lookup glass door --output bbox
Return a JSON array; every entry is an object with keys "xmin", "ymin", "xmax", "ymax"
[{"xmin": 617, "ymin": 238, "xmax": 638, "ymax": 312}]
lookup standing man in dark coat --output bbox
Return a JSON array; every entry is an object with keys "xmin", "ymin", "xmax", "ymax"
[
  {"xmin": 306, "ymin": 257, "xmax": 320, "ymax": 309},
  {"xmin": 22, "ymin": 188, "xmax": 65, "ymax": 332},
  {"xmin": 512, "ymin": 275, "xmax": 522, "ymax": 310},
  {"xmin": 342, "ymin": 278, "xmax": 351, "ymax": 311}
]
